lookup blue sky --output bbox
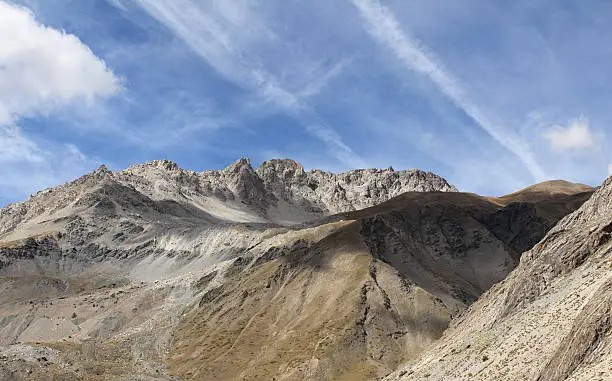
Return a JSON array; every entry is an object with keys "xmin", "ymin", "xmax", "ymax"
[{"xmin": 1, "ymin": 0, "xmax": 611, "ymax": 206}]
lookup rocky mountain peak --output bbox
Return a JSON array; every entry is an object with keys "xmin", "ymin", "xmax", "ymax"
[
  {"xmin": 69, "ymin": 164, "xmax": 115, "ymax": 188},
  {"xmin": 256, "ymin": 158, "xmax": 306, "ymax": 184},
  {"xmin": 120, "ymin": 160, "xmax": 181, "ymax": 177},
  {"xmin": 222, "ymin": 157, "xmax": 254, "ymax": 175},
  {"xmin": 216, "ymin": 158, "xmax": 268, "ymax": 210},
  {"xmin": 0, "ymin": 157, "xmax": 460, "ymax": 230},
  {"xmin": 92, "ymin": 164, "xmax": 112, "ymax": 176},
  {"xmin": 146, "ymin": 159, "xmax": 180, "ymax": 171},
  {"xmin": 257, "ymin": 158, "xmax": 304, "ymax": 172}
]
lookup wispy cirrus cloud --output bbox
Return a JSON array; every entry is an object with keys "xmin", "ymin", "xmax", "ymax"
[
  {"xmin": 297, "ymin": 58, "xmax": 352, "ymax": 100},
  {"xmin": 351, "ymin": 0, "xmax": 547, "ymax": 181},
  {"xmin": 4, "ymin": 0, "xmax": 610, "ymax": 205},
  {"xmin": 124, "ymin": 0, "xmax": 365, "ymax": 168}
]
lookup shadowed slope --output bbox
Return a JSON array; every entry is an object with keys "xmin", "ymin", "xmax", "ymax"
[
  {"xmin": 386, "ymin": 177, "xmax": 611, "ymax": 381},
  {"xmin": 168, "ymin": 222, "xmax": 451, "ymax": 381},
  {"xmin": 329, "ymin": 183, "xmax": 593, "ymax": 311}
]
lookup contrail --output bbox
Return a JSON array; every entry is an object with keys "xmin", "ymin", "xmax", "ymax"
[
  {"xmin": 352, "ymin": 0, "xmax": 547, "ymax": 180},
  {"xmin": 125, "ymin": 0, "xmax": 366, "ymax": 168}
]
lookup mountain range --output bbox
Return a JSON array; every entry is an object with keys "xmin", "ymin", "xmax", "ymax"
[{"xmin": 0, "ymin": 159, "xmax": 608, "ymax": 381}]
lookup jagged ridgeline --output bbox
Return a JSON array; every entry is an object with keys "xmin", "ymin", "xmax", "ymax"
[
  {"xmin": 1, "ymin": 158, "xmax": 456, "ymax": 233},
  {"xmin": 0, "ymin": 159, "xmax": 601, "ymax": 381}
]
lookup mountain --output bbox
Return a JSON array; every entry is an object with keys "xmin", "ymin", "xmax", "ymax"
[
  {"xmin": 165, "ymin": 184, "xmax": 592, "ymax": 381},
  {"xmin": 0, "ymin": 159, "xmax": 597, "ymax": 381},
  {"xmin": 386, "ymin": 176, "xmax": 611, "ymax": 381},
  {"xmin": 116, "ymin": 158, "xmax": 457, "ymax": 225}
]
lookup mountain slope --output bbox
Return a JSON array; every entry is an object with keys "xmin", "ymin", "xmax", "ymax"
[
  {"xmin": 0, "ymin": 160, "xmax": 597, "ymax": 381},
  {"xmin": 157, "ymin": 183, "xmax": 593, "ymax": 380},
  {"xmin": 166, "ymin": 221, "xmax": 451, "ymax": 381},
  {"xmin": 386, "ymin": 176, "xmax": 611, "ymax": 381},
  {"xmin": 336, "ymin": 188, "xmax": 593, "ymax": 312}
]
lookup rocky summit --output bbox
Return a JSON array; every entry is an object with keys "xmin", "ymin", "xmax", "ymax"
[{"xmin": 0, "ymin": 158, "xmax": 607, "ymax": 381}]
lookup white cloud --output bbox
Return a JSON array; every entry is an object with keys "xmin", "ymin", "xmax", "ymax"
[
  {"xmin": 0, "ymin": 125, "xmax": 44, "ymax": 163},
  {"xmin": 0, "ymin": 125, "xmax": 99, "ymax": 201},
  {"xmin": 0, "ymin": 1, "xmax": 121, "ymax": 124},
  {"xmin": 607, "ymin": 163, "xmax": 612, "ymax": 175},
  {"xmin": 0, "ymin": 2, "xmax": 119, "ymax": 205},
  {"xmin": 351, "ymin": 0, "xmax": 547, "ymax": 181},
  {"xmin": 542, "ymin": 117, "xmax": 596, "ymax": 151},
  {"xmin": 128, "ymin": 0, "xmax": 365, "ymax": 168}
]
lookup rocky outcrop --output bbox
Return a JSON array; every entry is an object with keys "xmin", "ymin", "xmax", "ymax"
[
  {"xmin": 256, "ymin": 158, "xmax": 457, "ymax": 214},
  {"xmin": 536, "ymin": 278, "xmax": 611, "ymax": 381},
  {"xmin": 0, "ymin": 236, "xmax": 61, "ymax": 270}
]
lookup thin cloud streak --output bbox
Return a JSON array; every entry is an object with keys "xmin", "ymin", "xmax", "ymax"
[
  {"xmin": 352, "ymin": 0, "xmax": 547, "ymax": 180},
  {"xmin": 128, "ymin": 0, "xmax": 366, "ymax": 168},
  {"xmin": 298, "ymin": 58, "xmax": 352, "ymax": 99}
]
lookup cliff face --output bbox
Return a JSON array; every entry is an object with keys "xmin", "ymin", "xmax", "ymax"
[{"xmin": 387, "ymin": 176, "xmax": 611, "ymax": 381}]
